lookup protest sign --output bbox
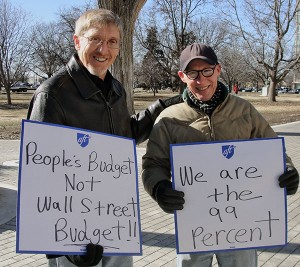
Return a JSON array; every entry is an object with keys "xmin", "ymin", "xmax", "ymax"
[
  {"xmin": 171, "ymin": 138, "xmax": 287, "ymax": 254},
  {"xmin": 16, "ymin": 120, "xmax": 142, "ymax": 256}
]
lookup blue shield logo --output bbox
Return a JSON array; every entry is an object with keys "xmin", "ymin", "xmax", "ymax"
[
  {"xmin": 222, "ymin": 145, "xmax": 235, "ymax": 159},
  {"xmin": 77, "ymin": 133, "xmax": 90, "ymax": 147}
]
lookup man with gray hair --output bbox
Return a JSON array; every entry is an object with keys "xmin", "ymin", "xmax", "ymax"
[{"xmin": 27, "ymin": 8, "xmax": 181, "ymax": 267}]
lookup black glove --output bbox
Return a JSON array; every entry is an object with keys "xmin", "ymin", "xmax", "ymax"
[
  {"xmin": 160, "ymin": 94, "xmax": 183, "ymax": 108},
  {"xmin": 154, "ymin": 180, "xmax": 185, "ymax": 213},
  {"xmin": 279, "ymin": 166, "xmax": 299, "ymax": 195},
  {"xmin": 66, "ymin": 243, "xmax": 103, "ymax": 266}
]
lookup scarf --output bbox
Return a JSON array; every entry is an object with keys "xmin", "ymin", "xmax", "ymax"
[{"xmin": 187, "ymin": 83, "xmax": 224, "ymax": 116}]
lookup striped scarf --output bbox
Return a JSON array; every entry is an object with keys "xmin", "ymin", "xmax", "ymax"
[{"xmin": 187, "ymin": 83, "xmax": 223, "ymax": 116}]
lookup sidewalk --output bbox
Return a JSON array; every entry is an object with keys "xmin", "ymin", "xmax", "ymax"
[{"xmin": 0, "ymin": 122, "xmax": 299, "ymax": 267}]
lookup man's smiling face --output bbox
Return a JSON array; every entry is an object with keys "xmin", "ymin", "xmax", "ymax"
[
  {"xmin": 178, "ymin": 59, "xmax": 221, "ymax": 101},
  {"xmin": 74, "ymin": 23, "xmax": 120, "ymax": 80}
]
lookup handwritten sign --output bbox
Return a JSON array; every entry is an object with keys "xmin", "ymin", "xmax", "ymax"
[
  {"xmin": 16, "ymin": 120, "xmax": 142, "ymax": 256},
  {"xmin": 170, "ymin": 138, "xmax": 287, "ymax": 254}
]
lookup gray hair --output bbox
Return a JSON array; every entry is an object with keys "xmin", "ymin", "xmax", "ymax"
[{"xmin": 75, "ymin": 9, "xmax": 122, "ymax": 37}]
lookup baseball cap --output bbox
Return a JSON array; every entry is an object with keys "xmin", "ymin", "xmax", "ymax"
[{"xmin": 179, "ymin": 43, "xmax": 218, "ymax": 71}]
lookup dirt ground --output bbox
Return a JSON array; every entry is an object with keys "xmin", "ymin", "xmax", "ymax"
[{"xmin": 0, "ymin": 90, "xmax": 299, "ymax": 140}]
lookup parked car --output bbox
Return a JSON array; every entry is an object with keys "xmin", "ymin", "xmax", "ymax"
[
  {"xmin": 30, "ymin": 83, "xmax": 40, "ymax": 90},
  {"xmin": 251, "ymin": 87, "xmax": 262, "ymax": 92},
  {"xmin": 241, "ymin": 88, "xmax": 252, "ymax": 92},
  {"xmin": 288, "ymin": 89, "xmax": 300, "ymax": 94},
  {"xmin": 277, "ymin": 88, "xmax": 288, "ymax": 94},
  {"xmin": 10, "ymin": 82, "xmax": 32, "ymax": 92}
]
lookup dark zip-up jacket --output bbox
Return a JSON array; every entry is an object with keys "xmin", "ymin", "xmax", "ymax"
[{"xmin": 27, "ymin": 54, "xmax": 164, "ymax": 144}]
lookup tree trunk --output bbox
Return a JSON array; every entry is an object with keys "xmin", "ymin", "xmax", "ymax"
[
  {"xmin": 98, "ymin": 0, "xmax": 147, "ymax": 115},
  {"xmin": 268, "ymin": 80, "xmax": 276, "ymax": 102},
  {"xmin": 5, "ymin": 88, "xmax": 12, "ymax": 105}
]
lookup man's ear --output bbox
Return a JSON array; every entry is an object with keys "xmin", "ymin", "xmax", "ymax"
[
  {"xmin": 178, "ymin": 71, "xmax": 185, "ymax": 82},
  {"xmin": 216, "ymin": 64, "xmax": 222, "ymax": 77},
  {"xmin": 73, "ymin": 34, "xmax": 80, "ymax": 51}
]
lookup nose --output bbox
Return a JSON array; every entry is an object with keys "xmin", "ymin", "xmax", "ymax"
[
  {"xmin": 97, "ymin": 41, "xmax": 109, "ymax": 52},
  {"xmin": 195, "ymin": 74, "xmax": 203, "ymax": 84}
]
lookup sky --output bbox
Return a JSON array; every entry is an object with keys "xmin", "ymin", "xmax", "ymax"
[
  {"xmin": 10, "ymin": 0, "xmax": 95, "ymax": 23},
  {"xmin": 10, "ymin": 0, "xmax": 152, "ymax": 23}
]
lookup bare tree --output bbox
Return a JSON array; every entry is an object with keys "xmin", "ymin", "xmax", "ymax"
[
  {"xmin": 219, "ymin": 46, "xmax": 249, "ymax": 90},
  {"xmin": 220, "ymin": 0, "xmax": 300, "ymax": 101},
  {"xmin": 30, "ymin": 22, "xmax": 73, "ymax": 80},
  {"xmin": 136, "ymin": 26, "xmax": 169, "ymax": 95},
  {"xmin": 192, "ymin": 18, "xmax": 231, "ymax": 49},
  {"xmin": 136, "ymin": 0, "xmax": 228, "ymax": 93},
  {"xmin": 98, "ymin": 0, "xmax": 147, "ymax": 114},
  {"xmin": 0, "ymin": 0, "xmax": 31, "ymax": 104}
]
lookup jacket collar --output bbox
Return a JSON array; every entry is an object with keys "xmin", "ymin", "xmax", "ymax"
[
  {"xmin": 66, "ymin": 54, "xmax": 122, "ymax": 99},
  {"xmin": 183, "ymin": 81, "xmax": 228, "ymax": 104}
]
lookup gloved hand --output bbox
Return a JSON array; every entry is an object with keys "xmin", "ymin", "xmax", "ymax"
[
  {"xmin": 154, "ymin": 180, "xmax": 185, "ymax": 213},
  {"xmin": 66, "ymin": 243, "xmax": 103, "ymax": 266},
  {"xmin": 160, "ymin": 94, "xmax": 183, "ymax": 108},
  {"xmin": 279, "ymin": 165, "xmax": 299, "ymax": 195}
]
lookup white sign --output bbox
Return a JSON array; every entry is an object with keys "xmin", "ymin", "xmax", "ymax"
[
  {"xmin": 171, "ymin": 138, "xmax": 287, "ymax": 254},
  {"xmin": 16, "ymin": 120, "xmax": 142, "ymax": 256}
]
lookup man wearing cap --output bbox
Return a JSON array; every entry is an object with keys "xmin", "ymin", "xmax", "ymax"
[{"xmin": 141, "ymin": 43, "xmax": 299, "ymax": 266}]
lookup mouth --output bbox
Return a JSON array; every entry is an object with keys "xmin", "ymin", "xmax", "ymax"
[
  {"xmin": 93, "ymin": 56, "xmax": 107, "ymax": 62},
  {"xmin": 196, "ymin": 85, "xmax": 209, "ymax": 91}
]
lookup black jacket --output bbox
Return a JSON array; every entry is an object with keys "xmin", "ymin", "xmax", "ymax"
[{"xmin": 27, "ymin": 54, "xmax": 164, "ymax": 144}]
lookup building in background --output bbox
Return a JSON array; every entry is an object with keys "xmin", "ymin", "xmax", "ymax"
[{"xmin": 293, "ymin": 0, "xmax": 300, "ymax": 89}]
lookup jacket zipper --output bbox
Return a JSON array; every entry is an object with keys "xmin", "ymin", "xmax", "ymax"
[
  {"xmin": 208, "ymin": 116, "xmax": 215, "ymax": 141},
  {"xmin": 210, "ymin": 102, "xmax": 225, "ymax": 141},
  {"xmin": 193, "ymin": 106, "xmax": 215, "ymax": 141},
  {"xmin": 97, "ymin": 90, "xmax": 115, "ymax": 134},
  {"xmin": 106, "ymin": 90, "xmax": 115, "ymax": 134}
]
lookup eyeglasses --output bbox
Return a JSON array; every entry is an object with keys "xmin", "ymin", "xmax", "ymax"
[
  {"xmin": 184, "ymin": 65, "xmax": 217, "ymax": 80},
  {"xmin": 81, "ymin": 36, "xmax": 120, "ymax": 49}
]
